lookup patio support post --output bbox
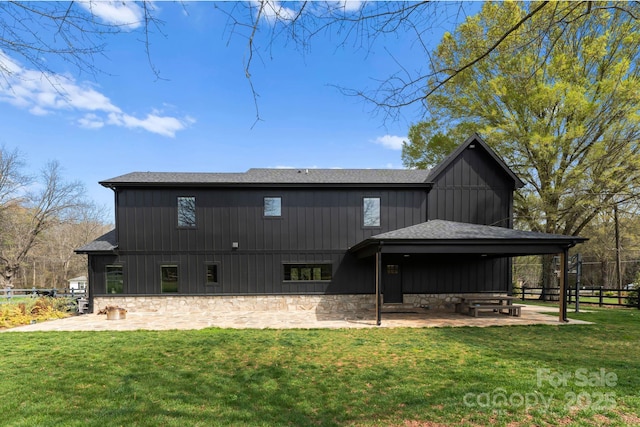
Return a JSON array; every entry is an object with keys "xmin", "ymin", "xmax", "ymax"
[
  {"xmin": 376, "ymin": 246, "xmax": 382, "ymax": 326},
  {"xmin": 559, "ymin": 248, "xmax": 569, "ymax": 322}
]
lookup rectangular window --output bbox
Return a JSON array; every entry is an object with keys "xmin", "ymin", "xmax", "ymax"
[
  {"xmin": 264, "ymin": 197, "xmax": 282, "ymax": 217},
  {"xmin": 206, "ymin": 264, "xmax": 218, "ymax": 285},
  {"xmin": 284, "ymin": 263, "xmax": 332, "ymax": 281},
  {"xmin": 161, "ymin": 265, "xmax": 179, "ymax": 293},
  {"xmin": 106, "ymin": 265, "xmax": 124, "ymax": 294},
  {"xmin": 363, "ymin": 197, "xmax": 381, "ymax": 227},
  {"xmin": 386, "ymin": 264, "xmax": 399, "ymax": 274},
  {"xmin": 177, "ymin": 196, "xmax": 196, "ymax": 227}
]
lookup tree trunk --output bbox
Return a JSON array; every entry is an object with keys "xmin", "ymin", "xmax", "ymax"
[
  {"xmin": 601, "ymin": 260, "xmax": 609, "ymax": 289},
  {"xmin": 539, "ymin": 254, "xmax": 559, "ymax": 301},
  {"xmin": 0, "ymin": 264, "xmax": 18, "ymax": 288}
]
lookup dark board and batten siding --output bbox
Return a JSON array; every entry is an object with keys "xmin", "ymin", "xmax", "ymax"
[
  {"xmin": 85, "ymin": 139, "xmax": 525, "ymax": 300},
  {"xmin": 428, "ymin": 144, "xmax": 514, "ymax": 227},
  {"xmin": 97, "ymin": 187, "xmax": 427, "ymax": 296},
  {"xmin": 424, "ymin": 144, "xmax": 517, "ymax": 294}
]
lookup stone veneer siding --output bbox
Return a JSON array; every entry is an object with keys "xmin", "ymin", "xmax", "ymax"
[{"xmin": 93, "ymin": 293, "xmax": 508, "ymax": 314}]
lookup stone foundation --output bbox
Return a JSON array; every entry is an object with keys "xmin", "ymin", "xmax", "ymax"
[
  {"xmin": 399, "ymin": 294, "xmax": 449, "ymax": 310},
  {"xmin": 93, "ymin": 293, "xmax": 510, "ymax": 314},
  {"xmin": 93, "ymin": 294, "xmax": 376, "ymax": 314}
]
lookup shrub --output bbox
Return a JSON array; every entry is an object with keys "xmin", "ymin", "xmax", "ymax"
[
  {"xmin": 626, "ymin": 287, "xmax": 638, "ymax": 307},
  {"xmin": 0, "ymin": 297, "xmax": 71, "ymax": 328}
]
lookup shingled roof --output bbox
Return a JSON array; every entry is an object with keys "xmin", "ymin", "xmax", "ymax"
[
  {"xmin": 75, "ymin": 230, "xmax": 117, "ymax": 254},
  {"xmin": 99, "ymin": 168, "xmax": 432, "ymax": 187},
  {"xmin": 350, "ymin": 220, "xmax": 586, "ymax": 257},
  {"xmin": 370, "ymin": 220, "xmax": 580, "ymax": 241}
]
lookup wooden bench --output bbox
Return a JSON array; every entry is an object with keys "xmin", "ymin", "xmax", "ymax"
[{"xmin": 468, "ymin": 304, "xmax": 522, "ymax": 317}]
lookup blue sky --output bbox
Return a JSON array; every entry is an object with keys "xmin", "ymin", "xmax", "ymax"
[{"xmin": 0, "ymin": 1, "xmax": 459, "ymax": 219}]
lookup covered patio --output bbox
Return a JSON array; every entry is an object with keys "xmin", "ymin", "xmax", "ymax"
[{"xmin": 349, "ymin": 219, "xmax": 587, "ymax": 325}]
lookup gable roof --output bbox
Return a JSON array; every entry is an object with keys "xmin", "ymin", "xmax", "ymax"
[
  {"xmin": 99, "ymin": 169, "xmax": 433, "ymax": 188},
  {"xmin": 427, "ymin": 133, "xmax": 525, "ymax": 189},
  {"xmin": 349, "ymin": 220, "xmax": 586, "ymax": 258}
]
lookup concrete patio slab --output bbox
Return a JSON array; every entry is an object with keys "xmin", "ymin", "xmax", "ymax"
[{"xmin": 1, "ymin": 304, "xmax": 590, "ymax": 332}]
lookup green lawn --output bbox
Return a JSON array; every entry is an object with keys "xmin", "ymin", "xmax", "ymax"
[
  {"xmin": 573, "ymin": 296, "xmax": 632, "ymax": 306},
  {"xmin": 1, "ymin": 308, "xmax": 639, "ymax": 426}
]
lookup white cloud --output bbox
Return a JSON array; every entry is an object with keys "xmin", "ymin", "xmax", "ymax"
[
  {"xmin": 108, "ymin": 112, "xmax": 193, "ymax": 138},
  {"xmin": 252, "ymin": 0, "xmax": 296, "ymax": 23},
  {"xmin": 0, "ymin": 50, "xmax": 193, "ymax": 137},
  {"xmin": 252, "ymin": 1, "xmax": 361, "ymax": 24},
  {"xmin": 77, "ymin": 1, "xmax": 145, "ymax": 30},
  {"xmin": 78, "ymin": 113, "xmax": 105, "ymax": 129},
  {"xmin": 372, "ymin": 135, "xmax": 406, "ymax": 150},
  {"xmin": 335, "ymin": 1, "xmax": 364, "ymax": 12}
]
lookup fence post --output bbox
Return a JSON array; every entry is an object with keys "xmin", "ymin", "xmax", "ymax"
[
  {"xmin": 522, "ymin": 286, "xmax": 526, "ymax": 301},
  {"xmin": 599, "ymin": 286, "xmax": 604, "ymax": 307}
]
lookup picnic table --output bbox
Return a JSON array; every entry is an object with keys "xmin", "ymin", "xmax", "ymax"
[{"xmin": 457, "ymin": 295, "xmax": 523, "ymax": 317}]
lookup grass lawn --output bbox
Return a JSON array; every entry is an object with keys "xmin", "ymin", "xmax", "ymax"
[
  {"xmin": 574, "ymin": 296, "xmax": 632, "ymax": 306},
  {"xmin": 0, "ymin": 308, "xmax": 639, "ymax": 426}
]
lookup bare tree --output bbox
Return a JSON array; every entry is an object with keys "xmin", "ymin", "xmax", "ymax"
[
  {"xmin": 0, "ymin": 158, "xmax": 89, "ymax": 288},
  {"xmin": 0, "ymin": 1, "xmax": 161, "ymax": 80},
  {"xmin": 0, "ymin": 145, "xmax": 29, "ymax": 211},
  {"xmin": 29, "ymin": 203, "xmax": 110, "ymax": 288}
]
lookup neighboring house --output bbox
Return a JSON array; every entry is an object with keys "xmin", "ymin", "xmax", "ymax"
[
  {"xmin": 68, "ymin": 276, "xmax": 88, "ymax": 291},
  {"xmin": 76, "ymin": 134, "xmax": 585, "ymax": 319}
]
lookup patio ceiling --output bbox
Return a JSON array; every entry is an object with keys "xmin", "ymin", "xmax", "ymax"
[{"xmin": 349, "ymin": 220, "xmax": 587, "ymax": 258}]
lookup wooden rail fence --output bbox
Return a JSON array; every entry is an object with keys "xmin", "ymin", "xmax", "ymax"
[
  {"xmin": 2, "ymin": 287, "xmax": 87, "ymax": 300},
  {"xmin": 517, "ymin": 286, "xmax": 640, "ymax": 309}
]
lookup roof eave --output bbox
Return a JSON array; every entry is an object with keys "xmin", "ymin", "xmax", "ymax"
[
  {"xmin": 350, "ymin": 237, "xmax": 587, "ymax": 258},
  {"xmin": 100, "ymin": 182, "xmax": 434, "ymax": 189}
]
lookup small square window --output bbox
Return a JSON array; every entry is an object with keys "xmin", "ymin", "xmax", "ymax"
[
  {"xmin": 386, "ymin": 265, "xmax": 399, "ymax": 275},
  {"xmin": 264, "ymin": 197, "xmax": 282, "ymax": 217},
  {"xmin": 178, "ymin": 196, "xmax": 196, "ymax": 227}
]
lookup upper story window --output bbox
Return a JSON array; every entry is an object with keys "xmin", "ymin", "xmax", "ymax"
[
  {"xmin": 177, "ymin": 196, "xmax": 196, "ymax": 227},
  {"xmin": 264, "ymin": 196, "xmax": 282, "ymax": 217},
  {"xmin": 363, "ymin": 197, "xmax": 381, "ymax": 227}
]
